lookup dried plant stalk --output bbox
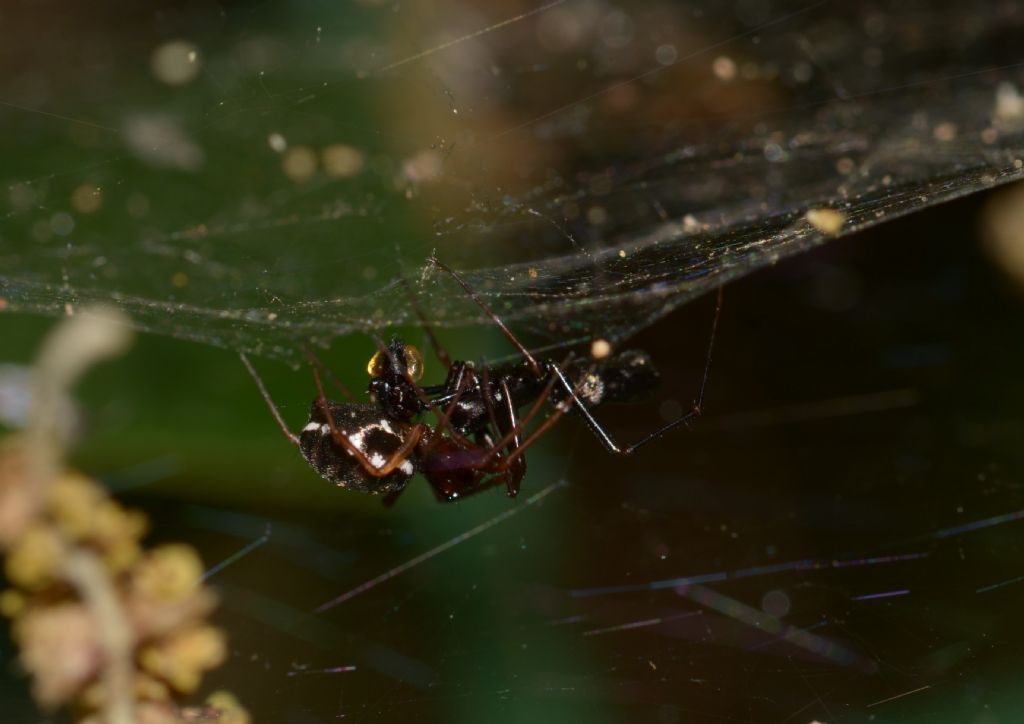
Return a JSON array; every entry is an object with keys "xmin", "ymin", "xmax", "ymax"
[{"xmin": 0, "ymin": 308, "xmax": 249, "ymax": 724}]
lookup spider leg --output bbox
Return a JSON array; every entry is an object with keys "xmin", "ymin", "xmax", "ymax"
[
  {"xmin": 303, "ymin": 344, "xmax": 356, "ymax": 402},
  {"xmin": 240, "ymin": 353, "xmax": 300, "ymax": 447},
  {"xmin": 309, "ymin": 355, "xmax": 424, "ymax": 478},
  {"xmin": 428, "ymin": 255, "xmax": 542, "ymax": 377}
]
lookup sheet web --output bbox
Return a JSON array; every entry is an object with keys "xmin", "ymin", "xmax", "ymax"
[
  {"xmin": 1, "ymin": 1, "xmax": 1022, "ymax": 360},
  {"xmin": 3, "ymin": 2, "xmax": 1024, "ymax": 723}
]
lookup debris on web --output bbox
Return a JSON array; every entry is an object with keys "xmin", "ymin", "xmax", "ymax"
[{"xmin": 1, "ymin": 2, "xmax": 1022, "ymax": 363}]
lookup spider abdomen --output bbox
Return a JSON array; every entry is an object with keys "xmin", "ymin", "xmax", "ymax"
[{"xmin": 299, "ymin": 401, "xmax": 415, "ymax": 495}]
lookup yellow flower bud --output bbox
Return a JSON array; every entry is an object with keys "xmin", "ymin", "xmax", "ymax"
[
  {"xmin": 207, "ymin": 690, "xmax": 252, "ymax": 724},
  {"xmin": 5, "ymin": 524, "xmax": 63, "ymax": 590},
  {"xmin": 140, "ymin": 625, "xmax": 227, "ymax": 693},
  {"xmin": 0, "ymin": 589, "xmax": 25, "ymax": 617},
  {"xmin": 133, "ymin": 544, "xmax": 202, "ymax": 603},
  {"xmin": 46, "ymin": 473, "xmax": 105, "ymax": 540}
]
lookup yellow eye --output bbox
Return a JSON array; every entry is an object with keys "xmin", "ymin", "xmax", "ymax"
[
  {"xmin": 403, "ymin": 345, "xmax": 424, "ymax": 381},
  {"xmin": 366, "ymin": 350, "xmax": 386, "ymax": 377}
]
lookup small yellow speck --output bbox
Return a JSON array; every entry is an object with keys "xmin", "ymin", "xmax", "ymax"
[
  {"xmin": 591, "ymin": 338, "xmax": 612, "ymax": 359},
  {"xmin": 171, "ymin": 272, "xmax": 188, "ymax": 288},
  {"xmin": 806, "ymin": 208, "xmax": 847, "ymax": 235}
]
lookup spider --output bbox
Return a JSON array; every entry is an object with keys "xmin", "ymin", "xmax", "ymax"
[{"xmin": 240, "ymin": 258, "xmax": 722, "ymax": 505}]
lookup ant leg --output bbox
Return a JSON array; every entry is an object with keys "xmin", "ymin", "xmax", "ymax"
[
  {"xmin": 486, "ymin": 363, "xmax": 636, "ymax": 468},
  {"xmin": 308, "ymin": 354, "xmax": 425, "ymax": 477},
  {"xmin": 240, "ymin": 353, "xmax": 300, "ymax": 447},
  {"xmin": 428, "ymin": 255, "xmax": 542, "ymax": 377},
  {"xmin": 611, "ymin": 284, "xmax": 723, "ymax": 451},
  {"xmin": 480, "ymin": 365, "xmax": 502, "ymax": 446},
  {"xmin": 509, "ymin": 287, "xmax": 724, "ymax": 458},
  {"xmin": 478, "ymin": 365, "xmax": 564, "ymax": 466},
  {"xmin": 420, "ymin": 368, "xmax": 477, "ymax": 455},
  {"xmin": 477, "ymin": 368, "xmax": 524, "ymax": 496},
  {"xmin": 498, "ymin": 378, "xmax": 526, "ymax": 496},
  {"xmin": 497, "ymin": 382, "xmax": 575, "ymax": 464}
]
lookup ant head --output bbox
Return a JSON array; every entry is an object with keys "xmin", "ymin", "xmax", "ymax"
[{"xmin": 366, "ymin": 337, "xmax": 424, "ymax": 421}]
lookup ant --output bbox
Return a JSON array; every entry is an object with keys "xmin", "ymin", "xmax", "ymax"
[{"xmin": 240, "ymin": 258, "xmax": 722, "ymax": 505}]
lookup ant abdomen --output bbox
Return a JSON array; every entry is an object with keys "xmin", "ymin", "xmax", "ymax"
[
  {"xmin": 554, "ymin": 350, "xmax": 661, "ymax": 408},
  {"xmin": 588, "ymin": 350, "xmax": 661, "ymax": 405}
]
